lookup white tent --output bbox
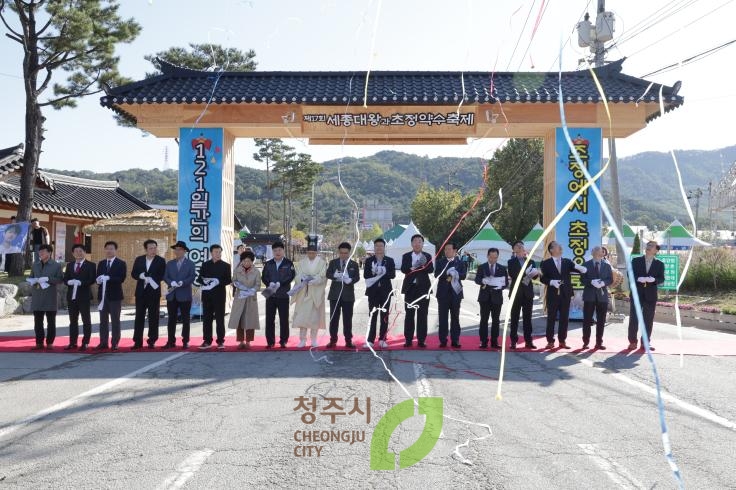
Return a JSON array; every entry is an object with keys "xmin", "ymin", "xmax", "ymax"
[
  {"xmin": 656, "ymin": 219, "xmax": 711, "ymax": 250},
  {"xmin": 385, "ymin": 221, "xmax": 435, "ymax": 263},
  {"xmin": 463, "ymin": 222, "xmax": 513, "ymax": 264},
  {"xmin": 522, "ymin": 222, "xmax": 545, "ymax": 261},
  {"xmin": 602, "ymin": 221, "xmax": 636, "ymax": 250}
]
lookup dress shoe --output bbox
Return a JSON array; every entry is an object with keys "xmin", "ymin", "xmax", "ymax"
[
  {"xmin": 64, "ymin": 344, "xmax": 77, "ymax": 351},
  {"xmin": 45, "ymin": 344, "xmax": 54, "ymax": 351},
  {"xmin": 182, "ymin": 342, "xmax": 189, "ymax": 349},
  {"xmin": 130, "ymin": 344, "xmax": 142, "ymax": 351},
  {"xmin": 490, "ymin": 343, "xmax": 500, "ymax": 349},
  {"xmin": 404, "ymin": 341, "xmax": 412, "ymax": 348},
  {"xmin": 280, "ymin": 342, "xmax": 287, "ymax": 349},
  {"xmin": 147, "ymin": 342, "xmax": 156, "ymax": 349},
  {"xmin": 326, "ymin": 341, "xmax": 337, "ymax": 348},
  {"xmin": 297, "ymin": 339, "xmax": 307, "ymax": 348},
  {"xmin": 439, "ymin": 341, "xmax": 447, "ymax": 348},
  {"xmin": 451, "ymin": 343, "xmax": 461, "ymax": 349},
  {"xmin": 364, "ymin": 342, "xmax": 374, "ymax": 349},
  {"xmin": 582, "ymin": 343, "xmax": 589, "ymax": 350},
  {"xmin": 198, "ymin": 342, "xmax": 212, "ymax": 350},
  {"xmin": 111, "ymin": 345, "xmax": 119, "ymax": 351},
  {"xmin": 79, "ymin": 344, "xmax": 88, "ymax": 351},
  {"xmin": 525, "ymin": 342, "xmax": 537, "ymax": 349},
  {"xmin": 94, "ymin": 344, "xmax": 108, "ymax": 350},
  {"xmin": 311, "ymin": 339, "xmax": 319, "ymax": 348},
  {"xmin": 418, "ymin": 342, "xmax": 427, "ymax": 348},
  {"xmin": 237, "ymin": 342, "xmax": 247, "ymax": 350},
  {"xmin": 558, "ymin": 342, "xmax": 571, "ymax": 349},
  {"xmin": 161, "ymin": 343, "xmax": 174, "ymax": 349},
  {"xmin": 31, "ymin": 344, "xmax": 44, "ymax": 351},
  {"xmin": 510, "ymin": 343, "xmax": 517, "ymax": 350},
  {"xmin": 627, "ymin": 342, "xmax": 637, "ymax": 350},
  {"xmin": 266, "ymin": 344, "xmax": 274, "ymax": 349},
  {"xmin": 345, "ymin": 342, "xmax": 356, "ymax": 349},
  {"xmin": 594, "ymin": 344, "xmax": 606, "ymax": 350},
  {"xmin": 379, "ymin": 340, "xmax": 389, "ymax": 349},
  {"xmin": 217, "ymin": 343, "xmax": 225, "ymax": 351},
  {"xmin": 545, "ymin": 342, "xmax": 555, "ymax": 349},
  {"xmin": 479, "ymin": 342, "xmax": 488, "ymax": 349}
]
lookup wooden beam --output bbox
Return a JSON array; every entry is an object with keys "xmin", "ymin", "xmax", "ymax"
[
  {"xmin": 542, "ymin": 129, "xmax": 556, "ymax": 253},
  {"xmin": 308, "ymin": 138, "xmax": 468, "ymax": 145}
]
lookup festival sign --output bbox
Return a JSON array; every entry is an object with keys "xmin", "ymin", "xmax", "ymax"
[
  {"xmin": 302, "ymin": 107, "xmax": 475, "ymax": 135},
  {"xmin": 555, "ymin": 128, "xmax": 603, "ymax": 318},
  {"xmin": 178, "ymin": 128, "xmax": 224, "ymax": 313}
]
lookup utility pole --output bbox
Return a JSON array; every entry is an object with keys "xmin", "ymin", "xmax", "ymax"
[
  {"xmin": 580, "ymin": 1, "xmax": 626, "ymax": 277},
  {"xmin": 687, "ymin": 188, "xmax": 703, "ymax": 231}
]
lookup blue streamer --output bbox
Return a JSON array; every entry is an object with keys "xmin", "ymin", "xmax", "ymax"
[{"xmin": 556, "ymin": 52, "xmax": 684, "ymax": 487}]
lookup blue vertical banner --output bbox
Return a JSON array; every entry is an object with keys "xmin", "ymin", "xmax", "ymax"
[
  {"xmin": 179, "ymin": 128, "xmax": 224, "ymax": 315},
  {"xmin": 555, "ymin": 127, "xmax": 602, "ymax": 318}
]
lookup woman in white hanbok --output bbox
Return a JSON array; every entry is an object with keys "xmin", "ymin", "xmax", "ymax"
[{"xmin": 290, "ymin": 243, "xmax": 327, "ymax": 348}]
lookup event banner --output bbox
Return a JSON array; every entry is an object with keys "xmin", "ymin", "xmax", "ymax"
[
  {"xmin": 555, "ymin": 128, "xmax": 603, "ymax": 319},
  {"xmin": 632, "ymin": 253, "xmax": 680, "ymax": 290},
  {"xmin": 0, "ymin": 221, "xmax": 30, "ymax": 255},
  {"xmin": 178, "ymin": 128, "xmax": 224, "ymax": 314}
]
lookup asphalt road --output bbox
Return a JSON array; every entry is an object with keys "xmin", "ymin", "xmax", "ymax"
[{"xmin": 0, "ymin": 273, "xmax": 735, "ymax": 489}]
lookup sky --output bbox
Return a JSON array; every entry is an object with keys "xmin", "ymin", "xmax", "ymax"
[{"xmin": 0, "ymin": 0, "xmax": 734, "ymax": 173}]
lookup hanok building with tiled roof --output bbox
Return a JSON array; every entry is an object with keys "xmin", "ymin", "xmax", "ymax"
[
  {"xmin": 100, "ymin": 58, "xmax": 684, "ymax": 264},
  {"xmin": 0, "ymin": 143, "xmax": 150, "ymax": 261}
]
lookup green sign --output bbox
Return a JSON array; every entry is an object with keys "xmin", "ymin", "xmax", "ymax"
[
  {"xmin": 370, "ymin": 397, "xmax": 443, "ymax": 470},
  {"xmin": 631, "ymin": 253, "xmax": 679, "ymax": 290},
  {"xmin": 238, "ymin": 230, "xmax": 249, "ymax": 240}
]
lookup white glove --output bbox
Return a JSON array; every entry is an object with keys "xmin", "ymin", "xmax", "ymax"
[
  {"xmin": 379, "ymin": 265, "xmax": 386, "ymax": 275},
  {"xmin": 275, "ymin": 282, "xmax": 281, "ymax": 289},
  {"xmin": 303, "ymin": 275, "xmax": 314, "ymax": 283},
  {"xmin": 371, "ymin": 262, "xmax": 378, "ymax": 274},
  {"xmin": 646, "ymin": 276, "xmax": 656, "ymax": 283},
  {"xmin": 268, "ymin": 282, "xmax": 277, "ymax": 289},
  {"xmin": 38, "ymin": 276, "xmax": 49, "ymax": 283},
  {"xmin": 342, "ymin": 276, "xmax": 353, "ymax": 285},
  {"xmin": 637, "ymin": 277, "xmax": 647, "ymax": 284},
  {"xmin": 139, "ymin": 272, "xmax": 146, "ymax": 280},
  {"xmin": 169, "ymin": 280, "xmax": 180, "ymax": 288},
  {"xmin": 482, "ymin": 276, "xmax": 494, "ymax": 286},
  {"xmin": 95, "ymin": 275, "xmax": 106, "ymax": 284},
  {"xmin": 333, "ymin": 271, "xmax": 343, "ymax": 280},
  {"xmin": 40, "ymin": 282, "xmax": 50, "ymax": 290},
  {"xmin": 592, "ymin": 279, "xmax": 604, "ymax": 289},
  {"xmin": 238, "ymin": 287, "xmax": 256, "ymax": 299},
  {"xmin": 525, "ymin": 265, "xmax": 534, "ymax": 275},
  {"xmin": 574, "ymin": 264, "xmax": 587, "ymax": 274},
  {"xmin": 208, "ymin": 278, "xmax": 220, "ymax": 287},
  {"xmin": 526, "ymin": 267, "xmax": 539, "ymax": 278},
  {"xmin": 102, "ymin": 275, "xmax": 110, "ymax": 282},
  {"xmin": 67, "ymin": 279, "xmax": 81, "ymax": 287},
  {"xmin": 549, "ymin": 279, "xmax": 561, "ymax": 288},
  {"xmin": 27, "ymin": 278, "xmax": 39, "ymax": 285},
  {"xmin": 145, "ymin": 277, "xmax": 159, "ymax": 290},
  {"xmin": 307, "ymin": 277, "xmax": 319, "ymax": 285}
]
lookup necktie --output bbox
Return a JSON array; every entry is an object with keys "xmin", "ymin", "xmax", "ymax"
[
  {"xmin": 490, "ymin": 264, "xmax": 495, "ymax": 276},
  {"xmin": 107, "ymin": 259, "xmax": 112, "ymax": 271},
  {"xmin": 594, "ymin": 261, "xmax": 599, "ymax": 276},
  {"xmin": 177, "ymin": 260, "xmax": 182, "ymax": 271},
  {"xmin": 75, "ymin": 262, "xmax": 81, "ymax": 274},
  {"xmin": 340, "ymin": 260, "xmax": 344, "ymax": 271},
  {"xmin": 555, "ymin": 258, "xmax": 561, "ymax": 273}
]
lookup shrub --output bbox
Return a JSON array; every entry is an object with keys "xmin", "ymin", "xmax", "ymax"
[{"xmin": 681, "ymin": 247, "xmax": 736, "ymax": 292}]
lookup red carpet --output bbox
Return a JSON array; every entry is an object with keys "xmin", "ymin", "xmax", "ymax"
[{"xmin": 1, "ymin": 334, "xmax": 734, "ymax": 356}]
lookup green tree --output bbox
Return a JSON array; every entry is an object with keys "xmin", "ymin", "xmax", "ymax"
[
  {"xmin": 411, "ymin": 184, "xmax": 465, "ymax": 246},
  {"xmin": 143, "ymin": 43, "xmax": 256, "ymax": 76},
  {"xmin": 484, "ymin": 138, "xmax": 543, "ymax": 243},
  {"xmin": 253, "ymin": 138, "xmax": 289, "ymax": 234},
  {"xmin": 272, "ymin": 152, "xmax": 322, "ymax": 247},
  {"xmin": 1, "ymin": 0, "xmax": 141, "ymax": 275}
]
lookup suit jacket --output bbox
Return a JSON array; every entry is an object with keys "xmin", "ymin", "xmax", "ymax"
[
  {"xmin": 475, "ymin": 261, "xmax": 508, "ymax": 305},
  {"xmin": 131, "ymin": 255, "xmax": 167, "ymax": 299},
  {"xmin": 434, "ymin": 256, "xmax": 467, "ymax": 302},
  {"xmin": 64, "ymin": 259, "xmax": 97, "ymax": 302},
  {"xmin": 326, "ymin": 258, "xmax": 361, "ymax": 302},
  {"xmin": 197, "ymin": 258, "xmax": 232, "ymax": 302},
  {"xmin": 363, "ymin": 255, "xmax": 396, "ymax": 299},
  {"xmin": 97, "ymin": 257, "xmax": 127, "ymax": 302},
  {"xmin": 540, "ymin": 256, "xmax": 576, "ymax": 300},
  {"xmin": 581, "ymin": 258, "xmax": 613, "ymax": 303},
  {"xmin": 631, "ymin": 255, "xmax": 665, "ymax": 303},
  {"xmin": 507, "ymin": 255, "xmax": 537, "ymax": 300},
  {"xmin": 30, "ymin": 259, "xmax": 63, "ymax": 311},
  {"xmin": 400, "ymin": 251, "xmax": 434, "ymax": 299},
  {"xmin": 261, "ymin": 257, "xmax": 296, "ymax": 299},
  {"xmin": 164, "ymin": 258, "xmax": 196, "ymax": 302}
]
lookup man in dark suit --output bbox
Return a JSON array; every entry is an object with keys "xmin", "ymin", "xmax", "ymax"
[
  {"xmin": 163, "ymin": 241, "xmax": 196, "ymax": 349},
  {"xmin": 401, "ymin": 234, "xmax": 434, "ymax": 348},
  {"xmin": 580, "ymin": 245, "xmax": 614, "ymax": 349},
  {"xmin": 261, "ymin": 240, "xmax": 296, "ymax": 348},
  {"xmin": 63, "ymin": 243, "xmax": 96, "ymax": 351},
  {"xmin": 475, "ymin": 247, "xmax": 508, "ymax": 349},
  {"xmin": 95, "ymin": 241, "xmax": 127, "ymax": 350},
  {"xmin": 434, "ymin": 242, "xmax": 466, "ymax": 348},
  {"xmin": 628, "ymin": 240, "xmax": 666, "ymax": 351},
  {"xmin": 326, "ymin": 241, "xmax": 361, "ymax": 348},
  {"xmin": 507, "ymin": 241, "xmax": 540, "ymax": 349},
  {"xmin": 198, "ymin": 244, "xmax": 232, "ymax": 350},
  {"xmin": 539, "ymin": 240, "xmax": 586, "ymax": 349},
  {"xmin": 363, "ymin": 238, "xmax": 396, "ymax": 349},
  {"xmin": 130, "ymin": 239, "xmax": 167, "ymax": 350}
]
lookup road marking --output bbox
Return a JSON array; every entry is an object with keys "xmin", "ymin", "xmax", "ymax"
[
  {"xmin": 156, "ymin": 448, "xmax": 214, "ymax": 490},
  {"xmin": 0, "ymin": 352, "xmax": 188, "ymax": 441},
  {"xmin": 578, "ymin": 443, "xmax": 645, "ymax": 489},
  {"xmin": 574, "ymin": 355, "xmax": 736, "ymax": 431}
]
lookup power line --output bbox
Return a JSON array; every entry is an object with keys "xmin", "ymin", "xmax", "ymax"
[
  {"xmin": 610, "ymin": 0, "xmax": 699, "ymax": 49},
  {"xmin": 515, "ymin": 0, "xmax": 551, "ymax": 70},
  {"xmin": 505, "ymin": 0, "xmax": 536, "ymax": 71},
  {"xmin": 547, "ymin": 0, "xmax": 591, "ymax": 71},
  {"xmin": 640, "ymin": 38, "xmax": 736, "ymax": 77}
]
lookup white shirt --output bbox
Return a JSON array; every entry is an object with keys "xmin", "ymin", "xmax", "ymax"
[{"xmin": 145, "ymin": 257, "xmax": 153, "ymax": 271}]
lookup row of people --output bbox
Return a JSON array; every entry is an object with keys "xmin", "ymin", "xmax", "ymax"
[{"xmin": 27, "ymin": 234, "xmax": 665, "ymax": 352}]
